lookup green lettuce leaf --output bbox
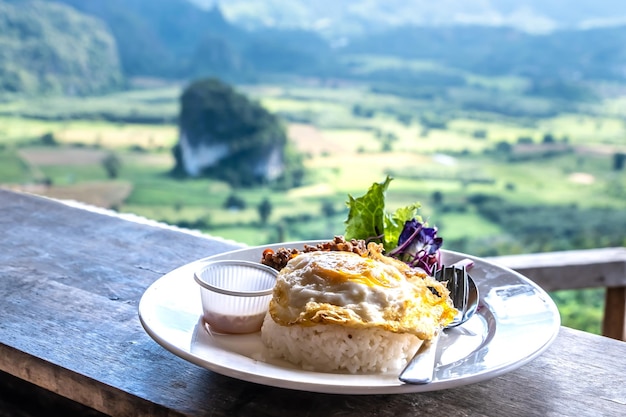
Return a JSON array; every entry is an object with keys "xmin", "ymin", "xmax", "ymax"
[
  {"xmin": 344, "ymin": 176, "xmax": 422, "ymax": 252},
  {"xmin": 344, "ymin": 176, "xmax": 390, "ymax": 244}
]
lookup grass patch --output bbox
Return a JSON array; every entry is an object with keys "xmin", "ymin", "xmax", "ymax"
[
  {"xmin": 436, "ymin": 211, "xmax": 504, "ymax": 241},
  {"xmin": 550, "ymin": 288, "xmax": 605, "ymax": 335},
  {"xmin": 18, "ymin": 181, "xmax": 133, "ymax": 209},
  {"xmin": 0, "ymin": 148, "xmax": 33, "ymax": 182}
]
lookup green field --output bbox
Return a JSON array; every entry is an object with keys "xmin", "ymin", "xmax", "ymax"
[{"xmin": 1, "ymin": 72, "xmax": 626, "ymax": 336}]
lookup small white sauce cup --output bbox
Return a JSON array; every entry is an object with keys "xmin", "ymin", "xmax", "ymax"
[{"xmin": 194, "ymin": 260, "xmax": 278, "ymax": 334}]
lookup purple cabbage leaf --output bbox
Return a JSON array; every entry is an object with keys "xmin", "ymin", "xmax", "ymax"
[{"xmin": 387, "ymin": 219, "xmax": 443, "ymax": 275}]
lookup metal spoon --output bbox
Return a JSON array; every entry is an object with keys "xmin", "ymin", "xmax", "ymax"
[{"xmin": 399, "ymin": 261, "xmax": 479, "ymax": 384}]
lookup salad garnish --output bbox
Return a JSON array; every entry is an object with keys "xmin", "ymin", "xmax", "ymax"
[{"xmin": 344, "ymin": 176, "xmax": 443, "ymax": 275}]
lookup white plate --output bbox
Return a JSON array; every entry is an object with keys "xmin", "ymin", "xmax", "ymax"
[{"xmin": 138, "ymin": 241, "xmax": 560, "ymax": 394}]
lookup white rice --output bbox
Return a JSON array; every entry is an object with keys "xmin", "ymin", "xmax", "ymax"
[{"xmin": 260, "ymin": 313, "xmax": 423, "ymax": 374}]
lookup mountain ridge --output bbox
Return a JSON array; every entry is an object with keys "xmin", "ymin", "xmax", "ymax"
[
  {"xmin": 191, "ymin": 0, "xmax": 626, "ymax": 38},
  {"xmin": 0, "ymin": 0, "xmax": 123, "ymax": 95},
  {"xmin": 4, "ymin": 0, "xmax": 626, "ymax": 96}
]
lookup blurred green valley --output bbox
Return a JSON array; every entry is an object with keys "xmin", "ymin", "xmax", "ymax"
[{"xmin": 2, "ymin": 0, "xmax": 626, "ymax": 335}]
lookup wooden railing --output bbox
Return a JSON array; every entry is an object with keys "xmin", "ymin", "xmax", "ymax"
[
  {"xmin": 57, "ymin": 199, "xmax": 626, "ymax": 342},
  {"xmin": 487, "ymin": 247, "xmax": 626, "ymax": 341}
]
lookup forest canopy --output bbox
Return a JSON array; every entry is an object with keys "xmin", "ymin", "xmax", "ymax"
[{"xmin": 0, "ymin": 0, "xmax": 124, "ymax": 95}]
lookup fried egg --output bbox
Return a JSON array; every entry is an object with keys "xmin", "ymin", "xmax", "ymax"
[{"xmin": 268, "ymin": 243, "xmax": 457, "ymax": 341}]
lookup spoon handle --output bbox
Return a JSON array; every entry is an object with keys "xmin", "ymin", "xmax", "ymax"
[
  {"xmin": 398, "ymin": 332, "xmax": 440, "ymax": 384},
  {"xmin": 398, "ymin": 258, "xmax": 475, "ymax": 384}
]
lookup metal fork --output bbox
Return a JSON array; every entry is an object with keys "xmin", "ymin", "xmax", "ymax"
[{"xmin": 399, "ymin": 262, "xmax": 478, "ymax": 384}]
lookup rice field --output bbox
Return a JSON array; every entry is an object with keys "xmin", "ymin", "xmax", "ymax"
[
  {"xmin": 1, "ymin": 79, "xmax": 625, "ymax": 336},
  {"xmin": 0, "ymin": 85, "xmax": 623, "ymax": 232}
]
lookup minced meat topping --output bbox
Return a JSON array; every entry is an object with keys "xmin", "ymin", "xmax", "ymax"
[{"xmin": 261, "ymin": 235, "xmax": 368, "ymax": 271}]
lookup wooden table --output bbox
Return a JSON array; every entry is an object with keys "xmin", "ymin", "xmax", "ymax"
[{"xmin": 1, "ymin": 189, "xmax": 625, "ymax": 417}]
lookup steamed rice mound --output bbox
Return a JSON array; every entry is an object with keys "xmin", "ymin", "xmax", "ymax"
[
  {"xmin": 260, "ymin": 243, "xmax": 456, "ymax": 374},
  {"xmin": 261, "ymin": 313, "xmax": 422, "ymax": 373}
]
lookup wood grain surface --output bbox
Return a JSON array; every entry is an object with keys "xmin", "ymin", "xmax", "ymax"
[{"xmin": 0, "ymin": 189, "xmax": 625, "ymax": 417}]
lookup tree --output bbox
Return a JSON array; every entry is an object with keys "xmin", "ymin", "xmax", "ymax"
[
  {"xmin": 432, "ymin": 190, "xmax": 443, "ymax": 206},
  {"xmin": 321, "ymin": 201, "xmax": 335, "ymax": 218},
  {"xmin": 223, "ymin": 194, "xmax": 246, "ymax": 210},
  {"xmin": 473, "ymin": 129, "xmax": 487, "ymax": 139},
  {"xmin": 381, "ymin": 132, "xmax": 398, "ymax": 152},
  {"xmin": 258, "ymin": 198, "xmax": 272, "ymax": 225},
  {"xmin": 542, "ymin": 133, "xmax": 555, "ymax": 144},
  {"xmin": 495, "ymin": 141, "xmax": 512, "ymax": 154},
  {"xmin": 352, "ymin": 104, "xmax": 374, "ymax": 118},
  {"xmin": 613, "ymin": 153, "xmax": 625, "ymax": 171},
  {"xmin": 40, "ymin": 132, "xmax": 57, "ymax": 146},
  {"xmin": 102, "ymin": 153, "xmax": 121, "ymax": 179}
]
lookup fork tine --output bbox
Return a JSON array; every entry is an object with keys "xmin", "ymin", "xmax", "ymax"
[{"xmin": 435, "ymin": 265, "xmax": 469, "ymax": 326}]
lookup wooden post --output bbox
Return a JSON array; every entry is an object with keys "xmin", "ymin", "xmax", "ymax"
[{"xmin": 602, "ymin": 286, "xmax": 626, "ymax": 341}]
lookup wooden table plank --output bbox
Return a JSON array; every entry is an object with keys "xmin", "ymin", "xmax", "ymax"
[
  {"xmin": 0, "ymin": 189, "xmax": 242, "ymax": 416},
  {"xmin": 1, "ymin": 189, "xmax": 625, "ymax": 417},
  {"xmin": 0, "ymin": 369, "xmax": 107, "ymax": 416}
]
